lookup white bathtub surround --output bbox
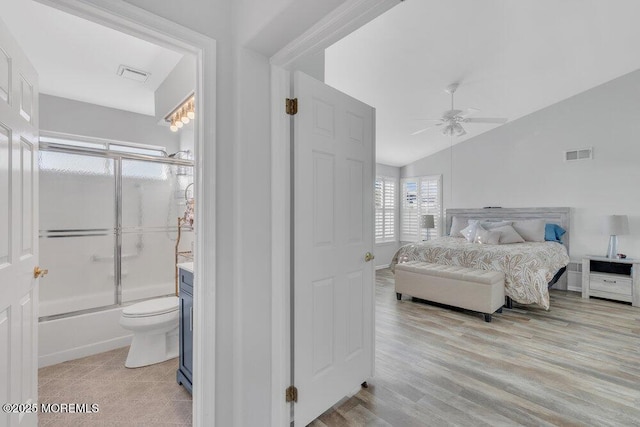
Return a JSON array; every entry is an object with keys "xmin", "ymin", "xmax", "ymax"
[{"xmin": 39, "ymin": 307, "xmax": 132, "ymax": 368}]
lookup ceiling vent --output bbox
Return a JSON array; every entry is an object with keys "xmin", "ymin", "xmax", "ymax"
[
  {"xmin": 117, "ymin": 65, "xmax": 150, "ymax": 83},
  {"xmin": 564, "ymin": 147, "xmax": 592, "ymax": 162}
]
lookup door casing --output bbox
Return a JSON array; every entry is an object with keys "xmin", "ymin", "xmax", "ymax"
[
  {"xmin": 269, "ymin": 1, "xmax": 400, "ymax": 425},
  {"xmin": 30, "ymin": 1, "xmax": 217, "ymax": 425}
]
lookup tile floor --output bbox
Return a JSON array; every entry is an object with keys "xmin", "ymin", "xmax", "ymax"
[{"xmin": 38, "ymin": 346, "xmax": 191, "ymax": 426}]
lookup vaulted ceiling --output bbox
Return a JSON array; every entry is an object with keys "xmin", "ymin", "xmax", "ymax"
[{"xmin": 325, "ymin": 0, "xmax": 640, "ymax": 166}]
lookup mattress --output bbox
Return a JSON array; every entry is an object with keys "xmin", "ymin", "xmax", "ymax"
[{"xmin": 391, "ymin": 237, "xmax": 570, "ymax": 309}]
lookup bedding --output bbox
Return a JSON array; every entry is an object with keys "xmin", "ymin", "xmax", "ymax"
[{"xmin": 390, "ymin": 237, "xmax": 570, "ymax": 309}]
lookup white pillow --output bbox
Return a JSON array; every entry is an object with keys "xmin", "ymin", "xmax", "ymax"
[
  {"xmin": 481, "ymin": 220, "xmax": 513, "ymax": 230},
  {"xmin": 449, "ymin": 216, "xmax": 468, "ymax": 237},
  {"xmin": 491, "ymin": 225, "xmax": 525, "ymax": 244},
  {"xmin": 474, "ymin": 226, "xmax": 501, "ymax": 245},
  {"xmin": 512, "ymin": 219, "xmax": 545, "ymax": 242},
  {"xmin": 460, "ymin": 220, "xmax": 480, "ymax": 242}
]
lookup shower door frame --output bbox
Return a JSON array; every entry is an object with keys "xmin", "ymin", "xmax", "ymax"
[{"xmin": 38, "ymin": 132, "xmax": 194, "ymax": 321}]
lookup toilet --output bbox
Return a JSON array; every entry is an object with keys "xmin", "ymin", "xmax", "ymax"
[{"xmin": 119, "ymin": 296, "xmax": 180, "ymax": 368}]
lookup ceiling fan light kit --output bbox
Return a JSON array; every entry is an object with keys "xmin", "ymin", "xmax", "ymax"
[{"xmin": 412, "ymin": 82, "xmax": 508, "ymax": 137}]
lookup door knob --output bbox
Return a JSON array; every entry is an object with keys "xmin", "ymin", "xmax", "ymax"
[
  {"xmin": 34, "ymin": 266, "xmax": 49, "ymax": 279},
  {"xmin": 364, "ymin": 252, "xmax": 375, "ymax": 262}
]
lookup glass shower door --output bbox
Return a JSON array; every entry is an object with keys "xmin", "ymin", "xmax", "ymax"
[
  {"xmin": 120, "ymin": 159, "xmax": 193, "ymax": 302},
  {"xmin": 39, "ymin": 151, "xmax": 116, "ymax": 317}
]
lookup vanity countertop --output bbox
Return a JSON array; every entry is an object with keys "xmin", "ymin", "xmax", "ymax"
[{"xmin": 177, "ymin": 262, "xmax": 194, "ymax": 274}]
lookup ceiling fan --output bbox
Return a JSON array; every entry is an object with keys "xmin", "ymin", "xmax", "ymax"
[{"xmin": 411, "ymin": 83, "xmax": 508, "ymax": 137}]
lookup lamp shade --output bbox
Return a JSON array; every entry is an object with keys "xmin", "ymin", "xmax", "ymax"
[
  {"xmin": 420, "ymin": 214, "xmax": 435, "ymax": 229},
  {"xmin": 602, "ymin": 215, "xmax": 629, "ymax": 236}
]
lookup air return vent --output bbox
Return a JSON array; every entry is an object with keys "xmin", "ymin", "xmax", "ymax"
[
  {"xmin": 117, "ymin": 65, "xmax": 150, "ymax": 83},
  {"xmin": 567, "ymin": 262, "xmax": 582, "ymax": 273},
  {"xmin": 564, "ymin": 148, "xmax": 592, "ymax": 162}
]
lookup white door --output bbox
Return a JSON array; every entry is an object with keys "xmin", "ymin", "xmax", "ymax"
[
  {"xmin": 293, "ymin": 71, "xmax": 375, "ymax": 426},
  {"xmin": 0, "ymin": 18, "xmax": 40, "ymax": 427}
]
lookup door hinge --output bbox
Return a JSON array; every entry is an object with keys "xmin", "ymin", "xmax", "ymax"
[
  {"xmin": 285, "ymin": 385, "xmax": 298, "ymax": 403},
  {"xmin": 286, "ymin": 98, "xmax": 298, "ymax": 115}
]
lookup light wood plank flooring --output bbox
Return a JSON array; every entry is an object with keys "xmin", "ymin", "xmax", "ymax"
[{"xmin": 310, "ymin": 268, "xmax": 640, "ymax": 426}]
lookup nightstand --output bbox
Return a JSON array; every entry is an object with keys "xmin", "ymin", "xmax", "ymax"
[{"xmin": 582, "ymin": 256, "xmax": 640, "ymax": 307}]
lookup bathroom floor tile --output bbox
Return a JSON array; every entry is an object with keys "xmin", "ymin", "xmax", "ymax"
[{"xmin": 38, "ymin": 346, "xmax": 191, "ymax": 426}]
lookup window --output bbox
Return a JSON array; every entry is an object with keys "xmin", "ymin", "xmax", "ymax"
[
  {"xmin": 375, "ymin": 176, "xmax": 396, "ymax": 243},
  {"xmin": 400, "ymin": 175, "xmax": 442, "ymax": 242}
]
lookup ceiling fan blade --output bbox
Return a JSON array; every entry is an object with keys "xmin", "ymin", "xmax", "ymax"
[
  {"xmin": 463, "ymin": 117, "xmax": 508, "ymax": 124},
  {"xmin": 459, "ymin": 108, "xmax": 480, "ymax": 118},
  {"xmin": 410, "ymin": 122, "xmax": 446, "ymax": 135},
  {"xmin": 411, "ymin": 127, "xmax": 433, "ymax": 136}
]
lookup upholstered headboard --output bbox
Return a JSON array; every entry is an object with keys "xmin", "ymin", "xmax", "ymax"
[{"xmin": 445, "ymin": 207, "xmax": 571, "ymax": 256}]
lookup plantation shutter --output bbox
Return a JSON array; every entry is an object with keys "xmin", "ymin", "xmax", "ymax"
[
  {"xmin": 375, "ymin": 176, "xmax": 396, "ymax": 243},
  {"xmin": 420, "ymin": 176, "xmax": 442, "ymax": 240},
  {"xmin": 401, "ymin": 175, "xmax": 442, "ymax": 242},
  {"xmin": 400, "ymin": 178, "xmax": 419, "ymax": 241}
]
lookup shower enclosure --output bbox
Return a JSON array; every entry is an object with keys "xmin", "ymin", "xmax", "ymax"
[{"xmin": 38, "ymin": 133, "xmax": 194, "ymax": 320}]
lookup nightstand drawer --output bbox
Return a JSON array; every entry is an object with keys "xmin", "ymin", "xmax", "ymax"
[{"xmin": 589, "ymin": 274, "xmax": 632, "ymax": 296}]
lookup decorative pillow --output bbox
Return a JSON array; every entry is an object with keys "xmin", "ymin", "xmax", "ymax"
[
  {"xmin": 474, "ymin": 226, "xmax": 501, "ymax": 245},
  {"xmin": 459, "ymin": 220, "xmax": 480, "ymax": 242},
  {"xmin": 491, "ymin": 225, "xmax": 525, "ymax": 244},
  {"xmin": 449, "ymin": 216, "xmax": 468, "ymax": 237},
  {"xmin": 480, "ymin": 220, "xmax": 513, "ymax": 230},
  {"xmin": 512, "ymin": 219, "xmax": 545, "ymax": 242},
  {"xmin": 545, "ymin": 223, "xmax": 566, "ymax": 242}
]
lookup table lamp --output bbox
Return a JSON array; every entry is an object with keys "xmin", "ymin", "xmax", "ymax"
[
  {"xmin": 421, "ymin": 214, "xmax": 435, "ymax": 241},
  {"xmin": 603, "ymin": 215, "xmax": 629, "ymax": 258}
]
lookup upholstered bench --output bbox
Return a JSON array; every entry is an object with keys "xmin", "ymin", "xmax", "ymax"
[{"xmin": 394, "ymin": 261, "xmax": 505, "ymax": 322}]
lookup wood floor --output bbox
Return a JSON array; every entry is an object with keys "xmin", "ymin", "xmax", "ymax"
[{"xmin": 310, "ymin": 268, "xmax": 640, "ymax": 427}]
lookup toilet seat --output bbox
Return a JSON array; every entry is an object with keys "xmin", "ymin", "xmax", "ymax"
[{"xmin": 122, "ymin": 296, "xmax": 179, "ymax": 318}]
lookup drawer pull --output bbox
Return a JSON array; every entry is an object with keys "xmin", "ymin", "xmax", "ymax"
[
  {"xmin": 603, "ymin": 279, "xmax": 617, "ymax": 284},
  {"xmin": 189, "ymin": 307, "xmax": 193, "ymax": 332}
]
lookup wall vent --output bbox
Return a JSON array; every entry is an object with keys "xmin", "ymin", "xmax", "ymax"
[
  {"xmin": 567, "ymin": 262, "xmax": 582, "ymax": 273},
  {"xmin": 117, "ymin": 65, "xmax": 150, "ymax": 83},
  {"xmin": 564, "ymin": 148, "xmax": 592, "ymax": 162}
]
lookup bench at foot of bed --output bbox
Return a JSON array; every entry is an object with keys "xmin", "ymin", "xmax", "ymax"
[{"xmin": 395, "ymin": 261, "xmax": 505, "ymax": 322}]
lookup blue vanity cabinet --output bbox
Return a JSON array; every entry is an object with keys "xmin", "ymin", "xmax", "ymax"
[{"xmin": 177, "ymin": 268, "xmax": 193, "ymax": 393}]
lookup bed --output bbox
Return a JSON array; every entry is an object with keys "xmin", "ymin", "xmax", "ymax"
[{"xmin": 391, "ymin": 207, "xmax": 571, "ymax": 309}]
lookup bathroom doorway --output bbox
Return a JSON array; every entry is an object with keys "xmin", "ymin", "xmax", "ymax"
[{"xmin": 0, "ymin": 0, "xmax": 215, "ymax": 424}]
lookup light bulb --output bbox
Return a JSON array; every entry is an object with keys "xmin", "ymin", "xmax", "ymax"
[
  {"xmin": 176, "ymin": 118, "xmax": 184, "ymax": 128},
  {"xmin": 181, "ymin": 108, "xmax": 190, "ymax": 124},
  {"xmin": 187, "ymin": 100, "xmax": 195, "ymax": 120},
  {"xmin": 170, "ymin": 118, "xmax": 178, "ymax": 132}
]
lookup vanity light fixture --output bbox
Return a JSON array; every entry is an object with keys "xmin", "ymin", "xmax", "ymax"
[{"xmin": 167, "ymin": 95, "xmax": 195, "ymax": 132}]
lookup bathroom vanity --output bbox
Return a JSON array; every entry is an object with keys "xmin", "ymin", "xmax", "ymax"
[{"xmin": 176, "ymin": 262, "xmax": 193, "ymax": 393}]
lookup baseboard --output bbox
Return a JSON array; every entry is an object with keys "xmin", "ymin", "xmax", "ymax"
[
  {"xmin": 375, "ymin": 264, "xmax": 390, "ymax": 270},
  {"xmin": 567, "ymin": 285, "xmax": 582, "ymax": 293},
  {"xmin": 39, "ymin": 335, "xmax": 132, "ymax": 368}
]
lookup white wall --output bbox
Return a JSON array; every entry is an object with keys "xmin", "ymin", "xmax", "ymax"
[
  {"xmin": 115, "ymin": 1, "xmax": 348, "ymax": 425},
  {"xmin": 402, "ymin": 69, "xmax": 640, "ymax": 265},
  {"xmin": 39, "ymin": 94, "xmax": 180, "ymax": 151},
  {"xmin": 155, "ymin": 54, "xmax": 196, "ymax": 122},
  {"xmin": 292, "ymin": 50, "xmax": 325, "ymax": 82},
  {"xmin": 376, "ymin": 163, "xmax": 400, "ymax": 268}
]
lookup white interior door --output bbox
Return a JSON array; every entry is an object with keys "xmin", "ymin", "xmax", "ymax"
[
  {"xmin": 293, "ymin": 71, "xmax": 375, "ymax": 426},
  {"xmin": 0, "ymin": 17, "xmax": 40, "ymax": 427}
]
